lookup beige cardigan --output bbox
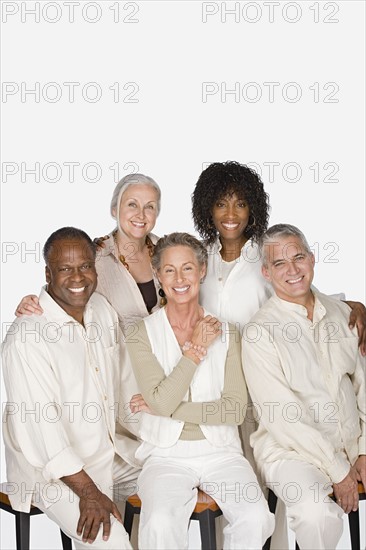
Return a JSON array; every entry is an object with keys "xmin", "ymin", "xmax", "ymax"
[{"xmin": 95, "ymin": 232, "xmax": 160, "ymax": 333}]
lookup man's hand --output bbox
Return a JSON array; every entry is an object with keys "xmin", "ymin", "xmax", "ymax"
[
  {"xmin": 345, "ymin": 301, "xmax": 366, "ymax": 356},
  {"xmin": 351, "ymin": 455, "xmax": 366, "ymax": 489},
  {"xmin": 61, "ymin": 469, "xmax": 122, "ymax": 544},
  {"xmin": 78, "ymin": 491, "xmax": 122, "ymax": 543},
  {"xmin": 333, "ymin": 469, "xmax": 359, "ymax": 513}
]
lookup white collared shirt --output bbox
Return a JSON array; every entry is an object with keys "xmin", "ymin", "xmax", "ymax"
[
  {"xmin": 200, "ymin": 238, "xmax": 273, "ymax": 333},
  {"xmin": 2, "ymin": 288, "xmax": 139, "ymax": 512},
  {"xmin": 242, "ymin": 291, "xmax": 366, "ymax": 483}
]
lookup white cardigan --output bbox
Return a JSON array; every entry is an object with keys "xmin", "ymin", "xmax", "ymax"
[{"xmin": 137, "ymin": 308, "xmax": 240, "ymax": 448}]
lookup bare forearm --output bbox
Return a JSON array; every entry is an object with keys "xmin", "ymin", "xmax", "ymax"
[{"xmin": 61, "ymin": 469, "xmax": 101, "ymax": 500}]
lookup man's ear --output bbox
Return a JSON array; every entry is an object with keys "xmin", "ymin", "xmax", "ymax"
[
  {"xmin": 310, "ymin": 252, "xmax": 315, "ymax": 268},
  {"xmin": 45, "ymin": 266, "xmax": 50, "ymax": 283},
  {"xmin": 261, "ymin": 264, "xmax": 271, "ymax": 282},
  {"xmin": 200, "ymin": 264, "xmax": 207, "ymax": 280},
  {"xmin": 112, "ymin": 207, "xmax": 116, "ymax": 218}
]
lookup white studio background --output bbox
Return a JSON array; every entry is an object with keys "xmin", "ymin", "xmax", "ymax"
[{"xmin": 1, "ymin": 1, "xmax": 365, "ymax": 548}]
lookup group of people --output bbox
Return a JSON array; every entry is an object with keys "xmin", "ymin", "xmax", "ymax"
[{"xmin": 2, "ymin": 161, "xmax": 365, "ymax": 550}]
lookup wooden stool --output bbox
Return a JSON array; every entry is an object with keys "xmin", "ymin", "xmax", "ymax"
[
  {"xmin": 263, "ymin": 482, "xmax": 365, "ymax": 550},
  {"xmin": 123, "ymin": 489, "xmax": 223, "ymax": 550},
  {"xmin": 0, "ymin": 491, "xmax": 73, "ymax": 550}
]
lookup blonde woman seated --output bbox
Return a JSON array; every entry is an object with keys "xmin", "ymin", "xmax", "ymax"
[{"xmin": 127, "ymin": 232, "xmax": 274, "ymax": 550}]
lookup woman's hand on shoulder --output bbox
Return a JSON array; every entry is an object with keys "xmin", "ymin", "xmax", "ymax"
[{"xmin": 15, "ymin": 295, "xmax": 43, "ymax": 317}]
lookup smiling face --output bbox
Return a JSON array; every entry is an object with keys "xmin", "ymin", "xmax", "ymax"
[
  {"xmin": 115, "ymin": 184, "xmax": 159, "ymax": 240},
  {"xmin": 158, "ymin": 245, "xmax": 206, "ymax": 307},
  {"xmin": 45, "ymin": 238, "xmax": 97, "ymax": 322},
  {"xmin": 262, "ymin": 235, "xmax": 315, "ymax": 305},
  {"xmin": 211, "ymin": 192, "xmax": 250, "ymax": 243}
]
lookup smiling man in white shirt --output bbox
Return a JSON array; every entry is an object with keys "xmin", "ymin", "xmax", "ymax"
[
  {"xmin": 2, "ymin": 227, "xmax": 139, "ymax": 549},
  {"xmin": 242, "ymin": 223, "xmax": 366, "ymax": 550}
]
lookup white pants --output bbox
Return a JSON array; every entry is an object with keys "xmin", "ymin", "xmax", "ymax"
[
  {"xmin": 35, "ymin": 454, "xmax": 140, "ymax": 550},
  {"xmin": 137, "ymin": 439, "xmax": 275, "ymax": 550},
  {"xmin": 262, "ymin": 459, "xmax": 344, "ymax": 550}
]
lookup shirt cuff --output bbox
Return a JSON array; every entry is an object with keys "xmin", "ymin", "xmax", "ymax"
[
  {"xmin": 358, "ymin": 436, "xmax": 366, "ymax": 456},
  {"xmin": 327, "ymin": 452, "xmax": 351, "ymax": 483},
  {"xmin": 42, "ymin": 447, "xmax": 85, "ymax": 481}
]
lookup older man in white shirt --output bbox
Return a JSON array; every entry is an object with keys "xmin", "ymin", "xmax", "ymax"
[
  {"xmin": 242, "ymin": 223, "xmax": 366, "ymax": 550},
  {"xmin": 2, "ymin": 227, "xmax": 139, "ymax": 549}
]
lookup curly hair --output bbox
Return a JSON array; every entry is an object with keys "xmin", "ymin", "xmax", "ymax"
[{"xmin": 192, "ymin": 161, "xmax": 270, "ymax": 245}]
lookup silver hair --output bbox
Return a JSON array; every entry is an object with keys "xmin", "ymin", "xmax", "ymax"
[
  {"xmin": 151, "ymin": 232, "xmax": 208, "ymax": 272},
  {"xmin": 110, "ymin": 173, "xmax": 161, "ymax": 222},
  {"xmin": 260, "ymin": 224, "xmax": 312, "ymax": 266}
]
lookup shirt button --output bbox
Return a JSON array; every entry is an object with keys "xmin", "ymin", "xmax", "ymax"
[
  {"xmin": 218, "ymin": 277, "xmax": 223, "ymax": 282},
  {"xmin": 95, "ymin": 367, "xmax": 99, "ymax": 372}
]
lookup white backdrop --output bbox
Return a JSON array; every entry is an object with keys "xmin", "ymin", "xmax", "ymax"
[{"xmin": 1, "ymin": 1, "xmax": 365, "ymax": 548}]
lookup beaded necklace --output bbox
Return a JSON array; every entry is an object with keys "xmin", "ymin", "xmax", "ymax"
[{"xmin": 113, "ymin": 231, "xmax": 154, "ymax": 271}]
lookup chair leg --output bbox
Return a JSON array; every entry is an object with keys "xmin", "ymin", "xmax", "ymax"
[
  {"xmin": 123, "ymin": 501, "xmax": 135, "ymax": 538},
  {"xmin": 198, "ymin": 510, "xmax": 217, "ymax": 550},
  {"xmin": 348, "ymin": 509, "xmax": 360, "ymax": 550},
  {"xmin": 14, "ymin": 511, "xmax": 30, "ymax": 550},
  {"xmin": 268, "ymin": 489, "xmax": 278, "ymax": 514},
  {"xmin": 60, "ymin": 529, "xmax": 73, "ymax": 550},
  {"xmin": 263, "ymin": 490, "xmax": 278, "ymax": 550}
]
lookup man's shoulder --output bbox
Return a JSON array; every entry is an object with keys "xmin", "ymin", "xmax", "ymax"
[
  {"xmin": 248, "ymin": 296, "xmax": 278, "ymax": 325},
  {"xmin": 316, "ymin": 290, "xmax": 347, "ymax": 309},
  {"xmin": 88, "ymin": 292, "xmax": 119, "ymax": 321},
  {"xmin": 1, "ymin": 313, "xmax": 48, "ymax": 355}
]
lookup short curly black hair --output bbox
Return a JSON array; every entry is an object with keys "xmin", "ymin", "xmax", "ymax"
[{"xmin": 192, "ymin": 161, "xmax": 270, "ymax": 245}]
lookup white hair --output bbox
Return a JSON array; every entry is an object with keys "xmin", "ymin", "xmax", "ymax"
[
  {"xmin": 260, "ymin": 224, "xmax": 312, "ymax": 266},
  {"xmin": 110, "ymin": 174, "xmax": 161, "ymax": 229}
]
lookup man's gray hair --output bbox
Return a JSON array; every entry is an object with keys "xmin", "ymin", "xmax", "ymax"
[
  {"xmin": 110, "ymin": 173, "xmax": 161, "ymax": 219},
  {"xmin": 151, "ymin": 232, "xmax": 208, "ymax": 272},
  {"xmin": 260, "ymin": 224, "xmax": 312, "ymax": 266}
]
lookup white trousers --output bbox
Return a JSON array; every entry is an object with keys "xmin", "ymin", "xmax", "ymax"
[
  {"xmin": 137, "ymin": 439, "xmax": 275, "ymax": 550},
  {"xmin": 262, "ymin": 459, "xmax": 344, "ymax": 550},
  {"xmin": 35, "ymin": 454, "xmax": 140, "ymax": 550}
]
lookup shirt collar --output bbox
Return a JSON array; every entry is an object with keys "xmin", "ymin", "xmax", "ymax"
[
  {"xmin": 39, "ymin": 286, "xmax": 93, "ymax": 325},
  {"xmin": 212, "ymin": 236, "xmax": 254, "ymax": 254},
  {"xmin": 271, "ymin": 290, "xmax": 327, "ymax": 321}
]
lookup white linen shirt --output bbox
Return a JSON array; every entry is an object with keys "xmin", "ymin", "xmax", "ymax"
[
  {"xmin": 200, "ymin": 238, "xmax": 273, "ymax": 332},
  {"xmin": 2, "ymin": 288, "xmax": 139, "ymax": 512},
  {"xmin": 242, "ymin": 291, "xmax": 366, "ymax": 484}
]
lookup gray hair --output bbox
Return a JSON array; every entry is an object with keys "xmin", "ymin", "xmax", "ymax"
[
  {"xmin": 151, "ymin": 232, "xmax": 208, "ymax": 272},
  {"xmin": 260, "ymin": 224, "xmax": 312, "ymax": 266},
  {"xmin": 110, "ymin": 173, "xmax": 161, "ymax": 221}
]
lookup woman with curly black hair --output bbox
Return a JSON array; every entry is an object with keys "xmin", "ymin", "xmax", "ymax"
[{"xmin": 192, "ymin": 161, "xmax": 273, "ymax": 330}]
